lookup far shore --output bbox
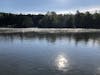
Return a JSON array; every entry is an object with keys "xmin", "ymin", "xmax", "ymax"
[{"xmin": 0, "ymin": 28, "xmax": 100, "ymax": 34}]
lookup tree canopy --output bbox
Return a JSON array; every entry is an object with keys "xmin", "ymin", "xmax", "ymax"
[{"xmin": 0, "ymin": 11, "xmax": 100, "ymax": 28}]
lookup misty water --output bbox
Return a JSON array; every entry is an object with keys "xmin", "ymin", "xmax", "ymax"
[{"xmin": 0, "ymin": 32, "xmax": 100, "ymax": 75}]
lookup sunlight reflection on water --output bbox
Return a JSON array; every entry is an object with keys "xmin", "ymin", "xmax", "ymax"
[{"xmin": 55, "ymin": 53, "xmax": 70, "ymax": 72}]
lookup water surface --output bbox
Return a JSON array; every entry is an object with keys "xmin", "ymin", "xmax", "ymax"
[{"xmin": 0, "ymin": 32, "xmax": 100, "ymax": 75}]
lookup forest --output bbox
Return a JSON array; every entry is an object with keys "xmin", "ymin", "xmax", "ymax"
[{"xmin": 0, "ymin": 11, "xmax": 100, "ymax": 28}]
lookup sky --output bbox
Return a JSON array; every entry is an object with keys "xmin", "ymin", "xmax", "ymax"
[{"xmin": 0, "ymin": 0, "xmax": 100, "ymax": 14}]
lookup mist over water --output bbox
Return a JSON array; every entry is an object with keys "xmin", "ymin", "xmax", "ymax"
[{"xmin": 0, "ymin": 32, "xmax": 100, "ymax": 75}]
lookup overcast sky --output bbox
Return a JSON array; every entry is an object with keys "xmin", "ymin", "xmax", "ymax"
[{"xmin": 0, "ymin": 0, "xmax": 100, "ymax": 14}]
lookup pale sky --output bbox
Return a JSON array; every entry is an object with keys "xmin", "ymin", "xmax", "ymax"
[{"xmin": 0, "ymin": 0, "xmax": 100, "ymax": 14}]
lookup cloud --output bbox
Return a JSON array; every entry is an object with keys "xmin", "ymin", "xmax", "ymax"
[
  {"xmin": 55, "ymin": 0, "xmax": 69, "ymax": 3},
  {"xmin": 13, "ymin": 5, "xmax": 100, "ymax": 15},
  {"xmin": 56, "ymin": 6, "xmax": 100, "ymax": 14},
  {"xmin": 0, "ymin": 0, "xmax": 100, "ymax": 14}
]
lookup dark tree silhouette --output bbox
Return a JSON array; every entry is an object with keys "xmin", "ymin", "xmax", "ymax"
[{"xmin": 0, "ymin": 11, "xmax": 100, "ymax": 28}]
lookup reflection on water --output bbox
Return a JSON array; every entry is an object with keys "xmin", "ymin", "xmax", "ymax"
[
  {"xmin": 0, "ymin": 32, "xmax": 100, "ymax": 45},
  {"xmin": 96, "ymin": 67, "xmax": 100, "ymax": 75},
  {"xmin": 0, "ymin": 32, "xmax": 100, "ymax": 75},
  {"xmin": 55, "ymin": 53, "xmax": 69, "ymax": 72}
]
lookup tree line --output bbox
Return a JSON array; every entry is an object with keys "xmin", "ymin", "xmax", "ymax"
[{"xmin": 0, "ymin": 11, "xmax": 100, "ymax": 28}]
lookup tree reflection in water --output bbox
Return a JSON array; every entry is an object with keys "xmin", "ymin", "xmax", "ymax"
[{"xmin": 0, "ymin": 32, "xmax": 100, "ymax": 45}]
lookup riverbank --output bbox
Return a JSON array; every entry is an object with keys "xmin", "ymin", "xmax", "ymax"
[{"xmin": 0, "ymin": 28, "xmax": 100, "ymax": 33}]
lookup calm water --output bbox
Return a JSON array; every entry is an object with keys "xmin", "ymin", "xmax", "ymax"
[{"xmin": 0, "ymin": 32, "xmax": 100, "ymax": 75}]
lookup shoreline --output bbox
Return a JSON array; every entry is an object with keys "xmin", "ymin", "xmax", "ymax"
[{"xmin": 0, "ymin": 28, "xmax": 100, "ymax": 34}]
